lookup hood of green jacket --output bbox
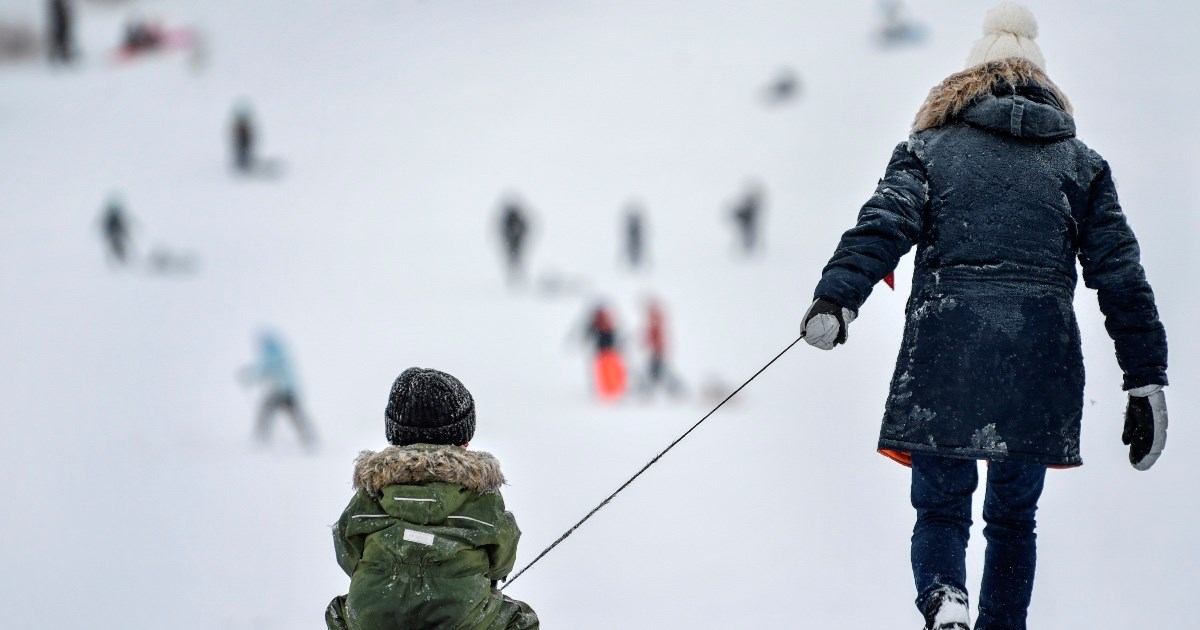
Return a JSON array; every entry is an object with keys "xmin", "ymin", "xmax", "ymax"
[
  {"xmin": 330, "ymin": 444, "xmax": 536, "ymax": 629},
  {"xmin": 353, "ymin": 444, "xmax": 506, "ymax": 503}
]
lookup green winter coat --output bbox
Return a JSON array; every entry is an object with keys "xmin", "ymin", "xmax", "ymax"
[{"xmin": 325, "ymin": 444, "xmax": 539, "ymax": 630}]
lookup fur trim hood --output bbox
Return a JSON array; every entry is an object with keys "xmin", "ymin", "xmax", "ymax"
[
  {"xmin": 353, "ymin": 444, "xmax": 506, "ymax": 497},
  {"xmin": 913, "ymin": 58, "xmax": 1072, "ymax": 133}
]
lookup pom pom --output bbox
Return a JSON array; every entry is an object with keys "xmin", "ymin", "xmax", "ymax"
[{"xmin": 982, "ymin": 2, "xmax": 1038, "ymax": 39}]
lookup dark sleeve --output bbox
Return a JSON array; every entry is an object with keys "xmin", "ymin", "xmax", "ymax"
[
  {"xmin": 813, "ymin": 140, "xmax": 928, "ymax": 312},
  {"xmin": 1078, "ymin": 161, "xmax": 1168, "ymax": 390}
]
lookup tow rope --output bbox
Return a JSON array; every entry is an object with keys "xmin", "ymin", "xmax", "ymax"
[{"xmin": 503, "ymin": 333, "xmax": 806, "ymax": 589}]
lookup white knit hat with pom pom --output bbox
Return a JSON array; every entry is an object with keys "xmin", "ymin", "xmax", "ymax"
[{"xmin": 965, "ymin": 2, "xmax": 1046, "ymax": 70}]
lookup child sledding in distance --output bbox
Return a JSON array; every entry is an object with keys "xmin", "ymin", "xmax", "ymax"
[{"xmin": 326, "ymin": 368, "xmax": 539, "ymax": 630}]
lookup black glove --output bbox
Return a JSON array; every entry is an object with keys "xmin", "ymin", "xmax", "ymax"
[
  {"xmin": 1123, "ymin": 385, "xmax": 1167, "ymax": 471},
  {"xmin": 801, "ymin": 297, "xmax": 856, "ymax": 350}
]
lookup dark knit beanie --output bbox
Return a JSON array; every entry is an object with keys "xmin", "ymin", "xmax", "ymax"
[{"xmin": 385, "ymin": 367, "xmax": 476, "ymax": 446}]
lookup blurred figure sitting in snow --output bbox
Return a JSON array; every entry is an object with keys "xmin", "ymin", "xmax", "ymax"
[
  {"xmin": 240, "ymin": 331, "xmax": 316, "ymax": 448},
  {"xmin": 324, "ymin": 367, "xmax": 539, "ymax": 630},
  {"xmin": 762, "ymin": 67, "xmax": 801, "ymax": 105},
  {"xmin": 122, "ymin": 17, "xmax": 164, "ymax": 54},
  {"xmin": 0, "ymin": 19, "xmax": 39, "ymax": 64},
  {"xmin": 877, "ymin": 0, "xmax": 927, "ymax": 47},
  {"xmin": 145, "ymin": 245, "xmax": 200, "ymax": 277}
]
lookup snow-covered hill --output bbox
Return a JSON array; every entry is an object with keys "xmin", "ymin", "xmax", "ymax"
[{"xmin": 1, "ymin": 1, "xmax": 1195, "ymax": 627}]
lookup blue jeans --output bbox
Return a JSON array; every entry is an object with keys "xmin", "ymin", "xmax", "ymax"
[{"xmin": 911, "ymin": 454, "xmax": 1046, "ymax": 630}]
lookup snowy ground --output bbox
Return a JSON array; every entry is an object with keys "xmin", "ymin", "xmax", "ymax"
[{"xmin": 1, "ymin": 0, "xmax": 1197, "ymax": 627}]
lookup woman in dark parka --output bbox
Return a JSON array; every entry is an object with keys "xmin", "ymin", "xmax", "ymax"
[{"xmin": 800, "ymin": 4, "xmax": 1168, "ymax": 629}]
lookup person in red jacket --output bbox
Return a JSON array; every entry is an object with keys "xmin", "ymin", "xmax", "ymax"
[{"xmin": 639, "ymin": 298, "xmax": 683, "ymax": 398}]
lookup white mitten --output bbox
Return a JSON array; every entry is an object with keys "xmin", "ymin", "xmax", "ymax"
[
  {"xmin": 801, "ymin": 298, "xmax": 857, "ymax": 351},
  {"xmin": 1123, "ymin": 385, "xmax": 1167, "ymax": 471}
]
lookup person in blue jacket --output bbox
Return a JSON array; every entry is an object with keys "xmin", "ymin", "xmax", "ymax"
[
  {"xmin": 800, "ymin": 4, "xmax": 1168, "ymax": 629},
  {"xmin": 241, "ymin": 331, "xmax": 317, "ymax": 448}
]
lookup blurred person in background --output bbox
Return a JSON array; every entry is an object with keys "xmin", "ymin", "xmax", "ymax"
[
  {"xmin": 638, "ymin": 297, "xmax": 683, "ymax": 398},
  {"xmin": 497, "ymin": 195, "xmax": 530, "ymax": 284},
  {"xmin": 121, "ymin": 15, "xmax": 164, "ymax": 54},
  {"xmin": 622, "ymin": 201, "xmax": 646, "ymax": 269},
  {"xmin": 98, "ymin": 193, "xmax": 132, "ymax": 266},
  {"xmin": 763, "ymin": 67, "xmax": 800, "ymax": 105},
  {"xmin": 46, "ymin": 0, "xmax": 74, "ymax": 64},
  {"xmin": 571, "ymin": 301, "xmax": 626, "ymax": 400},
  {"xmin": 800, "ymin": 4, "xmax": 1168, "ymax": 629},
  {"xmin": 230, "ymin": 101, "xmax": 257, "ymax": 173},
  {"xmin": 877, "ymin": 0, "xmax": 927, "ymax": 46},
  {"xmin": 730, "ymin": 180, "xmax": 764, "ymax": 254},
  {"xmin": 240, "ymin": 331, "xmax": 317, "ymax": 449}
]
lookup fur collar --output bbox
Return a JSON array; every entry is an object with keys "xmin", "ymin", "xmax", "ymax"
[
  {"xmin": 913, "ymin": 58, "xmax": 1072, "ymax": 132},
  {"xmin": 353, "ymin": 444, "xmax": 506, "ymax": 497}
]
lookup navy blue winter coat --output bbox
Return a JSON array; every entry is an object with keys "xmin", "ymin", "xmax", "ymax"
[{"xmin": 814, "ymin": 59, "xmax": 1167, "ymax": 466}]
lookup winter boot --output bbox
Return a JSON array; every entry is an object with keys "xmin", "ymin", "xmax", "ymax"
[{"xmin": 923, "ymin": 586, "xmax": 971, "ymax": 630}]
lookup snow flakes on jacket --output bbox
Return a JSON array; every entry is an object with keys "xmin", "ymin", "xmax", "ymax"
[
  {"xmin": 814, "ymin": 58, "xmax": 1167, "ymax": 467},
  {"xmin": 327, "ymin": 444, "xmax": 538, "ymax": 630}
]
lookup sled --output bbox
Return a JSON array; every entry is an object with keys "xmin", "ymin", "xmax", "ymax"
[
  {"xmin": 594, "ymin": 350, "xmax": 626, "ymax": 400},
  {"xmin": 111, "ymin": 27, "xmax": 199, "ymax": 64},
  {"xmin": 143, "ymin": 247, "xmax": 200, "ymax": 277},
  {"xmin": 233, "ymin": 157, "xmax": 287, "ymax": 181}
]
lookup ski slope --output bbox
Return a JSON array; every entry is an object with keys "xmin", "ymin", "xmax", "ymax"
[{"xmin": 1, "ymin": 1, "xmax": 1196, "ymax": 627}]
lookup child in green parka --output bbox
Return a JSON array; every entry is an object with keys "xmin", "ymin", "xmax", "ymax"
[{"xmin": 325, "ymin": 367, "xmax": 539, "ymax": 630}]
